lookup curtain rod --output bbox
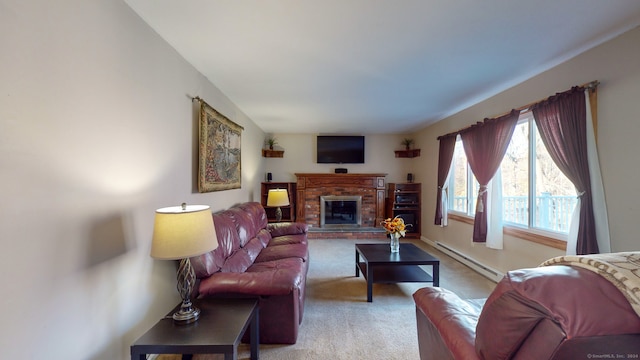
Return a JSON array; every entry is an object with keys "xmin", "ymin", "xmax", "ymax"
[{"xmin": 437, "ymin": 80, "xmax": 599, "ymax": 140}]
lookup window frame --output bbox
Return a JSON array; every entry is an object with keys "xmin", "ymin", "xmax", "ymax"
[{"xmin": 446, "ymin": 113, "xmax": 571, "ymax": 251}]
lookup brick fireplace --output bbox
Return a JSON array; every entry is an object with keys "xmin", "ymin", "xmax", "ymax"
[{"xmin": 295, "ymin": 173, "xmax": 387, "ymax": 239}]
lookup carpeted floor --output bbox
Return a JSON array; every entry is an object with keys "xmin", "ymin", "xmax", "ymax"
[{"xmin": 158, "ymin": 238, "xmax": 496, "ymax": 360}]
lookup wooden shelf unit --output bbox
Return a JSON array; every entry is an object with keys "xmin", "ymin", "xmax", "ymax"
[
  {"xmin": 386, "ymin": 183, "xmax": 421, "ymax": 238},
  {"xmin": 262, "ymin": 149, "xmax": 284, "ymax": 158},
  {"xmin": 261, "ymin": 182, "xmax": 296, "ymax": 222},
  {"xmin": 394, "ymin": 149, "xmax": 421, "ymax": 158}
]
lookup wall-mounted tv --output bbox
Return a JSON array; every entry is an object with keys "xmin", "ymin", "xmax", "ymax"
[{"xmin": 316, "ymin": 135, "xmax": 365, "ymax": 164}]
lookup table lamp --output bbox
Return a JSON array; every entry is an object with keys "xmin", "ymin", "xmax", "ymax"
[
  {"xmin": 267, "ymin": 188, "xmax": 289, "ymax": 222},
  {"xmin": 151, "ymin": 203, "xmax": 218, "ymax": 324}
]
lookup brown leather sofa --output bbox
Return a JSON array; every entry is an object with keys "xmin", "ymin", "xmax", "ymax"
[
  {"xmin": 190, "ymin": 202, "xmax": 309, "ymax": 344},
  {"xmin": 413, "ymin": 265, "xmax": 640, "ymax": 359}
]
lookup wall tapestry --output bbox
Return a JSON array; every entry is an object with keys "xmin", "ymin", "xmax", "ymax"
[{"xmin": 197, "ymin": 98, "xmax": 243, "ymax": 192}]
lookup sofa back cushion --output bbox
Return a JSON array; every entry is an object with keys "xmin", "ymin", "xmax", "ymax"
[
  {"xmin": 231, "ymin": 202, "xmax": 269, "ymax": 246},
  {"xmin": 191, "ymin": 210, "xmax": 239, "ymax": 277},
  {"xmin": 191, "ymin": 202, "xmax": 270, "ymax": 278}
]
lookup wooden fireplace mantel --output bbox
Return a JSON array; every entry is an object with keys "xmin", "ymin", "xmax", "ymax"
[{"xmin": 294, "ymin": 173, "xmax": 387, "ymax": 228}]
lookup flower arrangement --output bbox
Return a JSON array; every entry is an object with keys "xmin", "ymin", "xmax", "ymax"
[{"xmin": 381, "ymin": 215, "xmax": 409, "ymax": 237}]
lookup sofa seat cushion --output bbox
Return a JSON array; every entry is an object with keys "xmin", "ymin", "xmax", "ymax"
[
  {"xmin": 255, "ymin": 243, "xmax": 309, "ymax": 263},
  {"xmin": 198, "ymin": 257, "xmax": 305, "ymax": 297},
  {"xmin": 413, "ymin": 287, "xmax": 484, "ymax": 360}
]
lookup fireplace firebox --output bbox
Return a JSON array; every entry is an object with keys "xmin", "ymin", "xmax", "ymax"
[{"xmin": 320, "ymin": 195, "xmax": 362, "ymax": 228}]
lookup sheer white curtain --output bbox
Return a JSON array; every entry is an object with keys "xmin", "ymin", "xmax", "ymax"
[
  {"xmin": 439, "ymin": 172, "xmax": 451, "ymax": 227},
  {"xmin": 485, "ymin": 170, "xmax": 504, "ymax": 249}
]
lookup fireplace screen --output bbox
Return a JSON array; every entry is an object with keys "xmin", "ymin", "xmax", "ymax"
[{"xmin": 320, "ymin": 195, "xmax": 362, "ymax": 228}]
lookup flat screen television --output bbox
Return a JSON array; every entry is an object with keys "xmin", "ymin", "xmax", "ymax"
[{"xmin": 316, "ymin": 135, "xmax": 365, "ymax": 164}]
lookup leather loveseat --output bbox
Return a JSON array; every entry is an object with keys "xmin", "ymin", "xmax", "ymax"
[
  {"xmin": 413, "ymin": 264, "xmax": 640, "ymax": 359},
  {"xmin": 190, "ymin": 202, "xmax": 309, "ymax": 344}
]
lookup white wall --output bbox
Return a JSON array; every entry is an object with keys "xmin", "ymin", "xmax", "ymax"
[
  {"xmin": 263, "ymin": 133, "xmax": 417, "ymax": 184},
  {"xmin": 0, "ymin": 1, "xmax": 265, "ymax": 359},
  {"xmin": 417, "ymin": 25, "xmax": 640, "ymax": 273}
]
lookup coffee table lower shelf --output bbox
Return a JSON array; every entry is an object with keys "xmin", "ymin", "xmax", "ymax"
[{"xmin": 357, "ymin": 262, "xmax": 434, "ymax": 283}]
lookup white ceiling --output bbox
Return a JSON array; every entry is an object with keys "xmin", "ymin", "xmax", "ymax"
[{"xmin": 124, "ymin": 0, "xmax": 640, "ymax": 135}]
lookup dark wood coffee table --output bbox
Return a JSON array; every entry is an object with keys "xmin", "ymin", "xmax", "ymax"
[
  {"xmin": 130, "ymin": 298, "xmax": 259, "ymax": 360},
  {"xmin": 355, "ymin": 243, "xmax": 440, "ymax": 302}
]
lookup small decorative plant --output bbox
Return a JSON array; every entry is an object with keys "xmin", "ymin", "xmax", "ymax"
[
  {"xmin": 265, "ymin": 137, "xmax": 278, "ymax": 150},
  {"xmin": 401, "ymin": 138, "xmax": 414, "ymax": 150}
]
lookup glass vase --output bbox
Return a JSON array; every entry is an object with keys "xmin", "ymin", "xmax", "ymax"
[{"xmin": 389, "ymin": 232, "xmax": 400, "ymax": 253}]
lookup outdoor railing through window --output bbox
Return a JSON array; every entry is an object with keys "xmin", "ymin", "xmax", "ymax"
[{"xmin": 454, "ymin": 193, "xmax": 577, "ymax": 233}]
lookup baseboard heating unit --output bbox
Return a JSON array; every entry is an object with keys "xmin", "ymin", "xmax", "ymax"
[{"xmin": 431, "ymin": 240, "xmax": 505, "ymax": 283}]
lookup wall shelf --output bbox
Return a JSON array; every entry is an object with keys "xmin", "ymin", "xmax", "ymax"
[
  {"xmin": 262, "ymin": 149, "xmax": 284, "ymax": 158},
  {"xmin": 394, "ymin": 149, "xmax": 421, "ymax": 158}
]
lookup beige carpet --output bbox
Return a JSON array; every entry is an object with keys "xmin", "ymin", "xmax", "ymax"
[{"xmin": 159, "ymin": 238, "xmax": 495, "ymax": 360}]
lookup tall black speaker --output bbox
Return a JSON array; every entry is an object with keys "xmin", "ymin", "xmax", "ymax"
[
  {"xmin": 267, "ymin": 172, "xmax": 272, "ymax": 182},
  {"xmin": 407, "ymin": 173, "xmax": 414, "ymax": 183}
]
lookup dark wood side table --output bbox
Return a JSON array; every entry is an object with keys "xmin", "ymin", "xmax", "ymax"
[
  {"xmin": 356, "ymin": 243, "xmax": 440, "ymax": 302},
  {"xmin": 131, "ymin": 298, "xmax": 259, "ymax": 360}
]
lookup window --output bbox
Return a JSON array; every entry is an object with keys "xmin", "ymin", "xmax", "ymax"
[
  {"xmin": 448, "ymin": 112, "xmax": 577, "ymax": 235},
  {"xmin": 449, "ymin": 137, "xmax": 478, "ymax": 215},
  {"xmin": 501, "ymin": 120, "xmax": 529, "ymax": 226}
]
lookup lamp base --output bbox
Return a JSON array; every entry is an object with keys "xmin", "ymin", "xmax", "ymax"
[
  {"xmin": 174, "ymin": 258, "xmax": 200, "ymax": 324},
  {"xmin": 275, "ymin": 207, "xmax": 283, "ymax": 222},
  {"xmin": 172, "ymin": 299, "xmax": 200, "ymax": 324}
]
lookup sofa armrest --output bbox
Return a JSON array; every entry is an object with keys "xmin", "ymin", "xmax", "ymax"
[
  {"xmin": 268, "ymin": 222, "xmax": 308, "ymax": 237},
  {"xmin": 415, "ymin": 307, "xmax": 455, "ymax": 360},
  {"xmin": 476, "ymin": 266, "xmax": 640, "ymax": 359},
  {"xmin": 413, "ymin": 288, "xmax": 483, "ymax": 360}
]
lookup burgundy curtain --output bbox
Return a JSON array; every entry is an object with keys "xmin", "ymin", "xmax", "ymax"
[
  {"xmin": 460, "ymin": 109, "xmax": 519, "ymax": 242},
  {"xmin": 532, "ymin": 87, "xmax": 598, "ymax": 254},
  {"xmin": 434, "ymin": 134, "xmax": 457, "ymax": 225}
]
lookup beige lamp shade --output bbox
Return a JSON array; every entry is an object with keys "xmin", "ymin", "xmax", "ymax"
[
  {"xmin": 151, "ymin": 204, "xmax": 218, "ymax": 260},
  {"xmin": 267, "ymin": 189, "xmax": 290, "ymax": 207}
]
